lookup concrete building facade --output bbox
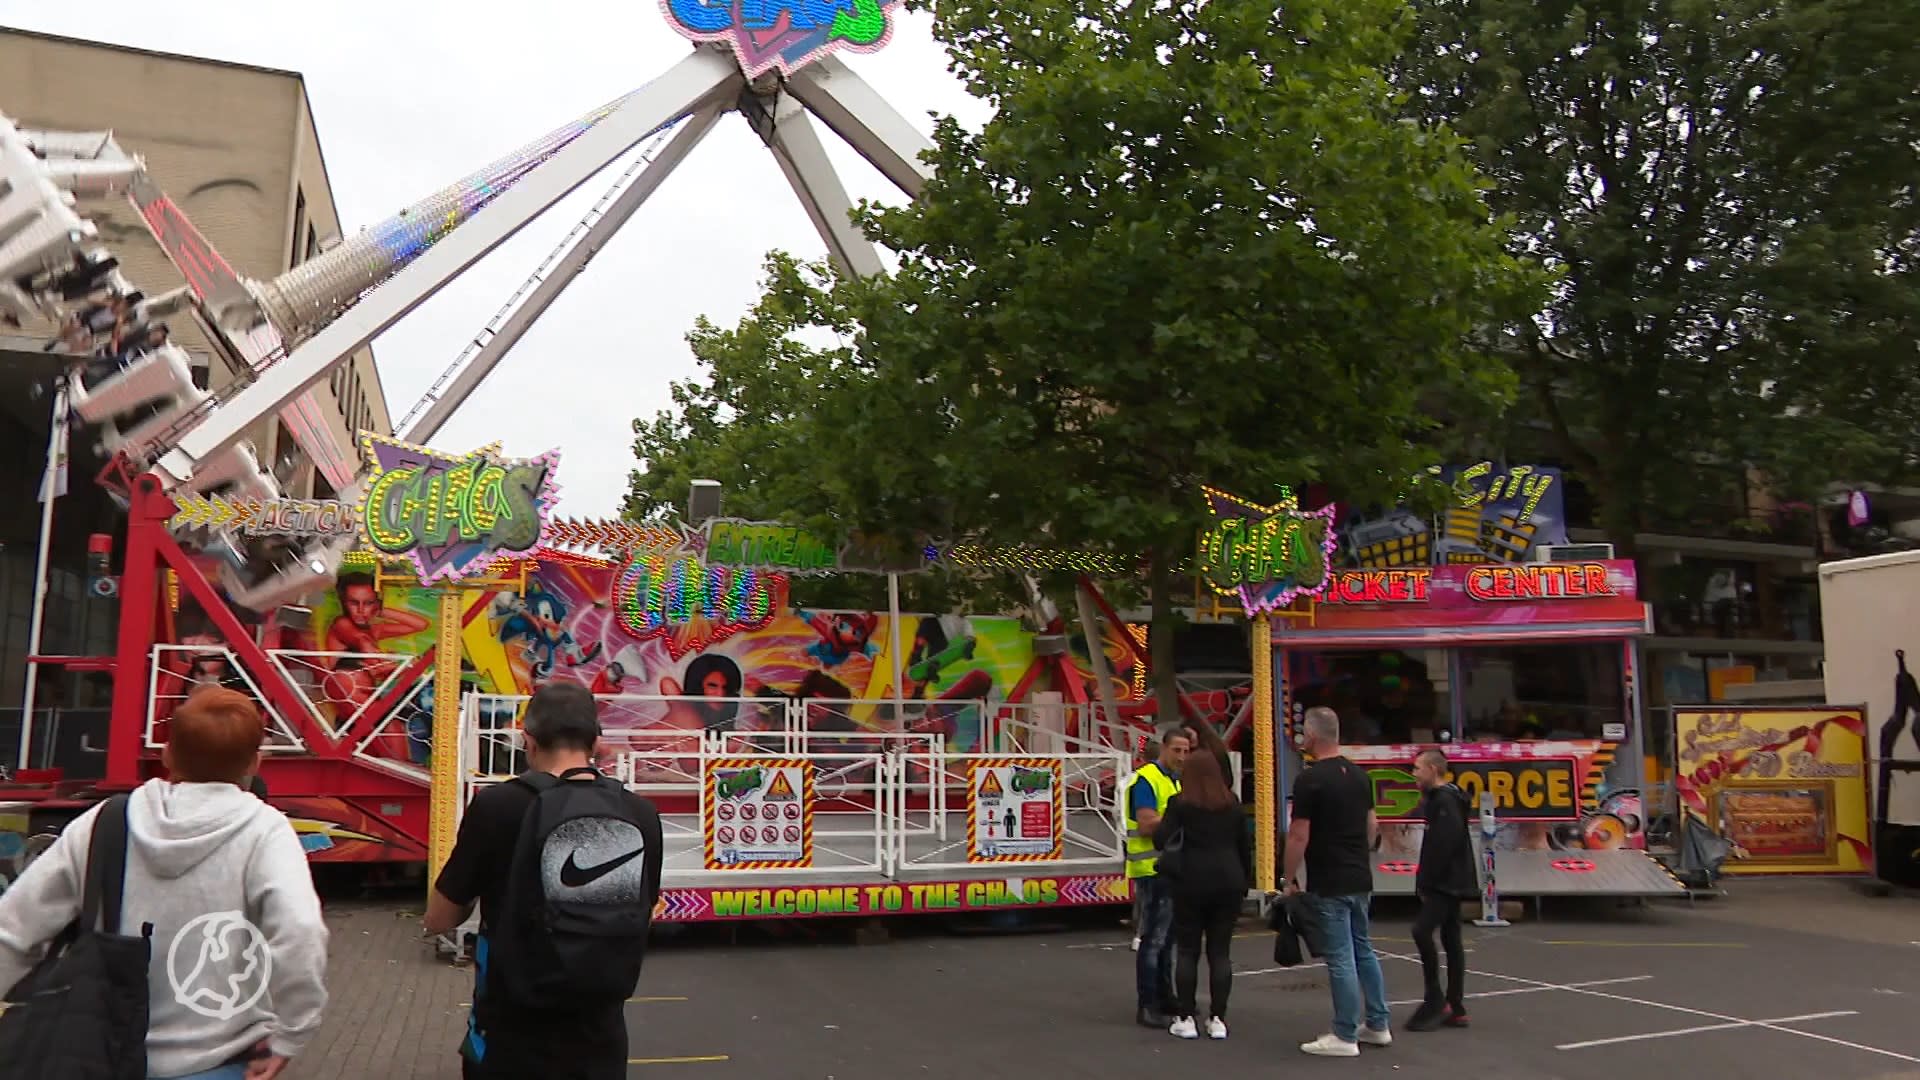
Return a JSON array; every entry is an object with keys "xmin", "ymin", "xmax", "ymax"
[{"xmin": 0, "ymin": 27, "xmax": 390, "ymax": 496}]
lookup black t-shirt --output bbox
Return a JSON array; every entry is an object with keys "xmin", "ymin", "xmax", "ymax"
[
  {"xmin": 1291, "ymin": 756, "xmax": 1374, "ymax": 896},
  {"xmin": 435, "ymin": 774, "xmax": 663, "ymax": 1078}
]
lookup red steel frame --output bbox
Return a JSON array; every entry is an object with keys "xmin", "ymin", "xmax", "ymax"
[{"xmin": 77, "ymin": 472, "xmax": 437, "ymax": 852}]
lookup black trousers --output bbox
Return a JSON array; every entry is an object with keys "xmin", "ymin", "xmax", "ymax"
[
  {"xmin": 1172, "ymin": 889, "xmax": 1240, "ymax": 1020},
  {"xmin": 1412, "ymin": 891, "xmax": 1466, "ymax": 1008}
]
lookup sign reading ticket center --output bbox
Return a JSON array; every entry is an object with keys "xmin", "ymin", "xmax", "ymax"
[
  {"xmin": 705, "ymin": 759, "xmax": 814, "ymax": 869},
  {"xmin": 968, "ymin": 758, "xmax": 1064, "ymax": 862}
]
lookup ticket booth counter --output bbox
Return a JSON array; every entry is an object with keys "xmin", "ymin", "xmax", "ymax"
[{"xmin": 1272, "ymin": 561, "xmax": 1684, "ymax": 898}]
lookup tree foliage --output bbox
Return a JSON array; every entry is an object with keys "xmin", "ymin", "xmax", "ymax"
[
  {"xmin": 630, "ymin": 0, "xmax": 1541, "ymax": 705},
  {"xmin": 1398, "ymin": 0, "xmax": 1920, "ymax": 548}
]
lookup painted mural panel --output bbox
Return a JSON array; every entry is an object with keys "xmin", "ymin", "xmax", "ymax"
[{"xmin": 250, "ymin": 557, "xmax": 1136, "ymax": 767}]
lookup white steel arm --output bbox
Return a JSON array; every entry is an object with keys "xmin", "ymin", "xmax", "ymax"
[
  {"xmin": 156, "ymin": 46, "xmax": 744, "ymax": 488},
  {"xmin": 400, "ymin": 103, "xmax": 727, "ymax": 445},
  {"xmin": 759, "ymin": 94, "xmax": 887, "ymax": 279},
  {"xmin": 784, "ymin": 55, "xmax": 935, "ymax": 199}
]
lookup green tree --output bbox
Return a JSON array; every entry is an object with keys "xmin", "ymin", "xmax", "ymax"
[
  {"xmin": 625, "ymin": 253, "xmax": 1028, "ymax": 614},
  {"xmin": 848, "ymin": 0, "xmax": 1538, "ymax": 717},
  {"xmin": 1398, "ymin": 0, "xmax": 1920, "ymax": 557}
]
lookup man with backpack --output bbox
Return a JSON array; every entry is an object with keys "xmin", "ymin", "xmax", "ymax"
[{"xmin": 425, "ymin": 682, "xmax": 664, "ymax": 1080}]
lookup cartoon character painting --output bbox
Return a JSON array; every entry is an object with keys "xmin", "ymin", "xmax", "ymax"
[
  {"xmin": 495, "ymin": 582, "xmax": 601, "ymax": 680},
  {"xmin": 797, "ymin": 607, "xmax": 878, "ymax": 668}
]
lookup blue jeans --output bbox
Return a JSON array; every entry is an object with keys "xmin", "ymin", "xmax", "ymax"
[
  {"xmin": 1310, "ymin": 892, "xmax": 1391, "ymax": 1041},
  {"xmin": 1133, "ymin": 875, "xmax": 1176, "ymax": 1011}
]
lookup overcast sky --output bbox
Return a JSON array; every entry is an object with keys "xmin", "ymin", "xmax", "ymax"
[{"xmin": 7, "ymin": 0, "xmax": 988, "ymax": 518}]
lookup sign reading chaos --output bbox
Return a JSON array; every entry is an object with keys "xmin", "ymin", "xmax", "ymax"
[
  {"xmin": 662, "ymin": 0, "xmax": 904, "ymax": 79},
  {"xmin": 359, "ymin": 434, "xmax": 558, "ymax": 584},
  {"xmin": 1367, "ymin": 756, "xmax": 1581, "ymax": 822},
  {"xmin": 1198, "ymin": 486, "xmax": 1337, "ymax": 613}
]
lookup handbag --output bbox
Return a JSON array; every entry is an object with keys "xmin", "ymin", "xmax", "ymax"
[
  {"xmin": 0, "ymin": 794, "xmax": 153, "ymax": 1080},
  {"xmin": 1155, "ymin": 826, "xmax": 1187, "ymax": 879}
]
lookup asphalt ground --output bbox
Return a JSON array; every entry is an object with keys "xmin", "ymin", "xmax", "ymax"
[{"xmin": 301, "ymin": 880, "xmax": 1920, "ymax": 1079}]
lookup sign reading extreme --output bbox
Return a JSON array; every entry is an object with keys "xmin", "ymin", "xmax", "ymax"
[{"xmin": 1368, "ymin": 757, "xmax": 1580, "ymax": 822}]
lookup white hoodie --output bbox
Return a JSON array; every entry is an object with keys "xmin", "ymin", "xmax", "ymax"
[{"xmin": 0, "ymin": 779, "xmax": 329, "ymax": 1078}]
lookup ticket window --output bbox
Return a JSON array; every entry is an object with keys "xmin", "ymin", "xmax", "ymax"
[
  {"xmin": 1288, "ymin": 649, "xmax": 1451, "ymax": 745},
  {"xmin": 1458, "ymin": 643, "xmax": 1625, "ymax": 742}
]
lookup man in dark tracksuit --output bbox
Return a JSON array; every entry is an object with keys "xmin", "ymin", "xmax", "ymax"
[{"xmin": 1408, "ymin": 747, "xmax": 1476, "ymax": 1030}]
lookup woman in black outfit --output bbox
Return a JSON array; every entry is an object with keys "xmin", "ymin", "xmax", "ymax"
[{"xmin": 1153, "ymin": 749, "xmax": 1252, "ymax": 1040}]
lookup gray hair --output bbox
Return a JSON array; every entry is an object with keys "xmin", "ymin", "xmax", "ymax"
[{"xmin": 1303, "ymin": 706, "xmax": 1340, "ymax": 746}]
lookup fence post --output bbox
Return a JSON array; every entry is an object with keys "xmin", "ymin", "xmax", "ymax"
[{"xmin": 1472, "ymin": 791, "xmax": 1512, "ymax": 928}]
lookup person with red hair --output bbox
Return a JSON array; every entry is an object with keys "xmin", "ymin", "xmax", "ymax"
[{"xmin": 0, "ymin": 688, "xmax": 329, "ymax": 1079}]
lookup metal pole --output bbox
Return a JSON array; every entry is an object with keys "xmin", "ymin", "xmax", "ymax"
[
  {"xmin": 1250, "ymin": 614, "xmax": 1276, "ymax": 892},
  {"xmin": 426, "ymin": 587, "xmax": 464, "ymax": 900},
  {"xmin": 887, "ymin": 571, "xmax": 905, "ymax": 716},
  {"xmin": 1074, "ymin": 582, "xmax": 1125, "ymax": 747},
  {"xmin": 1473, "ymin": 792, "xmax": 1511, "ymax": 927},
  {"xmin": 18, "ymin": 378, "xmax": 70, "ymax": 770}
]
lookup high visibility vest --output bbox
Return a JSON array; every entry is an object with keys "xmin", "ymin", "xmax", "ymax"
[{"xmin": 1122, "ymin": 763, "xmax": 1181, "ymax": 879}]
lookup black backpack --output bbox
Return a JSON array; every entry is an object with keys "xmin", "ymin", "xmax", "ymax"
[
  {"xmin": 488, "ymin": 768, "xmax": 662, "ymax": 1011},
  {"xmin": 0, "ymin": 794, "xmax": 153, "ymax": 1080}
]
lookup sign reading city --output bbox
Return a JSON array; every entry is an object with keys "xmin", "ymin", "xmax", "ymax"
[
  {"xmin": 1198, "ymin": 485, "xmax": 1338, "ymax": 613},
  {"xmin": 967, "ymin": 758, "xmax": 1065, "ymax": 862},
  {"xmin": 359, "ymin": 434, "xmax": 558, "ymax": 585},
  {"xmin": 662, "ymin": 0, "xmax": 904, "ymax": 79}
]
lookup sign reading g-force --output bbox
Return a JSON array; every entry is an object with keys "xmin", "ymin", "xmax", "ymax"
[
  {"xmin": 359, "ymin": 434, "xmax": 558, "ymax": 584},
  {"xmin": 1368, "ymin": 758, "xmax": 1580, "ymax": 822}
]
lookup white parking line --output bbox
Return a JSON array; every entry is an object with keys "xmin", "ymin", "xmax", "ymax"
[
  {"xmin": 1558, "ymin": 1011, "xmax": 1859, "ymax": 1050},
  {"xmin": 1389, "ymin": 974, "xmax": 1655, "ymax": 1008},
  {"xmin": 1375, "ymin": 951, "xmax": 1920, "ymax": 1065}
]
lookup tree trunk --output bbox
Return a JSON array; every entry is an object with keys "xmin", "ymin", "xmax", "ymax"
[{"xmin": 1148, "ymin": 548, "xmax": 1181, "ymax": 730}]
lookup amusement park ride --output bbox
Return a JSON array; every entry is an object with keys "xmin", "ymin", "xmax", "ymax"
[{"xmin": 0, "ymin": 14, "xmax": 1187, "ymax": 921}]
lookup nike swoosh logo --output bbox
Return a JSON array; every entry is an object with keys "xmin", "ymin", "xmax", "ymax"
[{"xmin": 559, "ymin": 846, "xmax": 645, "ymax": 888}]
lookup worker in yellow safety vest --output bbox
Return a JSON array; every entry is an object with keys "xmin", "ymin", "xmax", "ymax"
[{"xmin": 1123, "ymin": 727, "xmax": 1191, "ymax": 1028}]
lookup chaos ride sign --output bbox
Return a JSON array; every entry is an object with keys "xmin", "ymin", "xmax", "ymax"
[
  {"xmin": 662, "ymin": 0, "xmax": 903, "ymax": 79},
  {"xmin": 1198, "ymin": 486, "xmax": 1337, "ymax": 613},
  {"xmin": 360, "ymin": 435, "xmax": 558, "ymax": 584}
]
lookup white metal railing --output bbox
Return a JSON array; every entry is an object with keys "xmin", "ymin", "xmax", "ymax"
[
  {"xmin": 147, "ymin": 645, "xmax": 304, "ymax": 751},
  {"xmin": 264, "ymin": 648, "xmax": 422, "ymax": 741},
  {"xmin": 454, "ymin": 691, "xmax": 1128, "ymax": 884}
]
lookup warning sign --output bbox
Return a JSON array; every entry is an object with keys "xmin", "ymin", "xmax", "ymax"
[
  {"xmin": 704, "ymin": 758, "xmax": 813, "ymax": 868},
  {"xmin": 765, "ymin": 771, "xmax": 796, "ymax": 800},
  {"xmin": 967, "ymin": 758, "xmax": 1063, "ymax": 862}
]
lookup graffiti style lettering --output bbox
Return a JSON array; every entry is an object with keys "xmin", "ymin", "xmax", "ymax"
[
  {"xmin": 663, "ymin": 0, "xmax": 904, "ymax": 79},
  {"xmin": 707, "ymin": 521, "xmax": 838, "ymax": 574},
  {"xmin": 1198, "ymin": 487, "xmax": 1340, "ymax": 613},
  {"xmin": 1463, "ymin": 563, "xmax": 1614, "ymax": 602},
  {"xmin": 1368, "ymin": 759, "xmax": 1579, "ymax": 821},
  {"xmin": 613, "ymin": 549, "xmax": 782, "ymax": 658},
  {"xmin": 360, "ymin": 435, "xmax": 557, "ymax": 583}
]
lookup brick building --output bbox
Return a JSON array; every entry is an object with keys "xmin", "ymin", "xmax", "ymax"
[{"xmin": 0, "ymin": 29, "xmax": 390, "ymax": 762}]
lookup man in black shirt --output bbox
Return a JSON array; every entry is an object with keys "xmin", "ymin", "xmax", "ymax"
[
  {"xmin": 1409, "ymin": 747, "xmax": 1475, "ymax": 1030},
  {"xmin": 425, "ymin": 684, "xmax": 663, "ymax": 1079},
  {"xmin": 1283, "ymin": 706, "xmax": 1392, "ymax": 1057}
]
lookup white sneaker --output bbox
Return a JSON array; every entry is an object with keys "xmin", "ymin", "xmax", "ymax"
[
  {"xmin": 1131, "ymin": 935, "xmax": 1141, "ymax": 952},
  {"xmin": 1169, "ymin": 1016, "xmax": 1199, "ymax": 1040},
  {"xmin": 1358, "ymin": 1025, "xmax": 1393, "ymax": 1047},
  {"xmin": 1206, "ymin": 1017, "xmax": 1228, "ymax": 1040},
  {"xmin": 1301, "ymin": 1033, "xmax": 1360, "ymax": 1057}
]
